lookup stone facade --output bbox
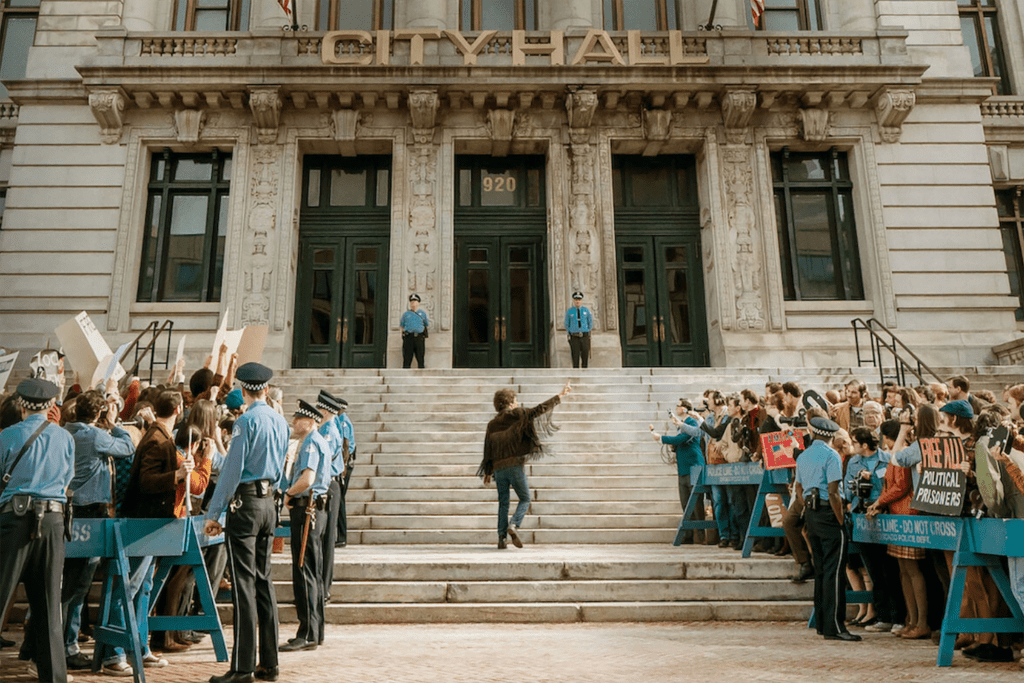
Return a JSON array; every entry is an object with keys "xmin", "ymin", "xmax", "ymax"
[{"xmin": 0, "ymin": 0, "xmax": 1021, "ymax": 371}]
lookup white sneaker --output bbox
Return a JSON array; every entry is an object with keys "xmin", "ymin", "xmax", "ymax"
[
  {"xmin": 864, "ymin": 621, "xmax": 893, "ymax": 633},
  {"xmin": 890, "ymin": 623, "xmax": 905, "ymax": 634},
  {"xmin": 103, "ymin": 661, "xmax": 134, "ymax": 677},
  {"xmin": 142, "ymin": 653, "xmax": 168, "ymax": 668}
]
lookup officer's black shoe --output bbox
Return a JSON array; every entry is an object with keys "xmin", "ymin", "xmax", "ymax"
[
  {"xmin": 507, "ymin": 526, "xmax": 523, "ymax": 548},
  {"xmin": 0, "ymin": 634, "xmax": 14, "ymax": 648},
  {"xmin": 181, "ymin": 630, "xmax": 206, "ymax": 643},
  {"xmin": 497, "ymin": 538, "xmax": 508, "ymax": 549},
  {"xmin": 279, "ymin": 638, "xmax": 317, "ymax": 652},
  {"xmin": 824, "ymin": 632, "xmax": 862, "ymax": 642},
  {"xmin": 66, "ymin": 652, "xmax": 93, "ymax": 670},
  {"xmin": 255, "ymin": 666, "xmax": 279, "ymax": 681},
  {"xmin": 210, "ymin": 671, "xmax": 255, "ymax": 683},
  {"xmin": 790, "ymin": 562, "xmax": 814, "ymax": 583}
]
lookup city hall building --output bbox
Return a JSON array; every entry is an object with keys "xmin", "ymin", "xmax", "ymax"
[{"xmin": 0, "ymin": 0, "xmax": 1022, "ymax": 372}]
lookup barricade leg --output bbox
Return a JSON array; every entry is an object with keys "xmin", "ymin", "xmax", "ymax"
[{"xmin": 93, "ymin": 524, "xmax": 147, "ymax": 683}]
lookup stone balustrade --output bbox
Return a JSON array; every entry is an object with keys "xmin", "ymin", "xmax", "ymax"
[{"xmin": 981, "ymin": 97, "xmax": 1024, "ymax": 119}]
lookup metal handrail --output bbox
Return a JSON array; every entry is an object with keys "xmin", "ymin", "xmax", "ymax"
[
  {"xmin": 851, "ymin": 317, "xmax": 943, "ymax": 388},
  {"xmin": 116, "ymin": 320, "xmax": 174, "ymax": 385}
]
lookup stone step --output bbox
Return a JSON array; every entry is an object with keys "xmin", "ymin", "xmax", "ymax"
[
  {"xmin": 360, "ymin": 488, "xmax": 679, "ymax": 502},
  {"xmin": 352, "ymin": 514, "xmax": 680, "ymax": 530},
  {"xmin": 359, "ymin": 475, "xmax": 674, "ymax": 490},
  {"xmin": 359, "ymin": 501, "xmax": 682, "ymax": 516},
  {"xmin": 354, "ymin": 529, "xmax": 677, "ymax": 544},
  {"xmin": 370, "ymin": 464, "xmax": 671, "ymax": 477},
  {"xmin": 371, "ymin": 441, "xmax": 654, "ymax": 454},
  {"xmin": 368, "ymin": 452, "xmax": 665, "ymax": 465}
]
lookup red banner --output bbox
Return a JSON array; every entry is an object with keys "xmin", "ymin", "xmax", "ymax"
[{"xmin": 760, "ymin": 430, "xmax": 806, "ymax": 470}]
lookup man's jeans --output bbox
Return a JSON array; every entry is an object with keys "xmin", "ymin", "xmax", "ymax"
[
  {"xmin": 495, "ymin": 465, "xmax": 531, "ymax": 539},
  {"xmin": 100, "ymin": 556, "xmax": 156, "ymax": 664},
  {"xmin": 1009, "ymin": 556, "xmax": 1024, "ymax": 615}
]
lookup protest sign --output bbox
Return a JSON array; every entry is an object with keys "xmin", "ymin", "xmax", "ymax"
[
  {"xmin": 55, "ymin": 312, "xmax": 124, "ymax": 388},
  {"xmin": 765, "ymin": 493, "xmax": 785, "ymax": 528},
  {"xmin": 910, "ymin": 436, "xmax": 968, "ymax": 516},
  {"xmin": 0, "ymin": 351, "xmax": 17, "ymax": 392},
  {"xmin": 236, "ymin": 325, "xmax": 268, "ymax": 365},
  {"xmin": 29, "ymin": 349, "xmax": 65, "ymax": 392},
  {"xmin": 760, "ymin": 430, "xmax": 806, "ymax": 470}
]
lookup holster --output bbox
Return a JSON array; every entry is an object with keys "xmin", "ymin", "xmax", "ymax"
[
  {"xmin": 64, "ymin": 500, "xmax": 74, "ymax": 541},
  {"xmin": 9, "ymin": 493, "xmax": 32, "ymax": 516}
]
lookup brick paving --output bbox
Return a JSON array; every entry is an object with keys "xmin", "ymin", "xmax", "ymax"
[{"xmin": 1, "ymin": 622, "xmax": 1019, "ymax": 683}]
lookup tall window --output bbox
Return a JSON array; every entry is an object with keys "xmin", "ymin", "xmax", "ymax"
[
  {"xmin": 174, "ymin": 0, "xmax": 250, "ymax": 31},
  {"xmin": 603, "ymin": 0, "xmax": 676, "ymax": 31},
  {"xmin": 772, "ymin": 148, "xmax": 864, "ymax": 301},
  {"xmin": 757, "ymin": 0, "xmax": 822, "ymax": 31},
  {"xmin": 319, "ymin": 0, "xmax": 393, "ymax": 31},
  {"xmin": 0, "ymin": 144, "xmax": 11, "ymax": 228},
  {"xmin": 138, "ymin": 150, "xmax": 232, "ymax": 303},
  {"xmin": 997, "ymin": 187, "xmax": 1024, "ymax": 321},
  {"xmin": 461, "ymin": 0, "xmax": 535, "ymax": 31},
  {"xmin": 958, "ymin": 0, "xmax": 1011, "ymax": 95},
  {"xmin": 0, "ymin": 0, "xmax": 39, "ymax": 100}
]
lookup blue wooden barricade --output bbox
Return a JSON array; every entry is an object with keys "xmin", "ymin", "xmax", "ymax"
[
  {"xmin": 741, "ymin": 467, "xmax": 792, "ymax": 558},
  {"xmin": 853, "ymin": 514, "xmax": 1024, "ymax": 667},
  {"xmin": 66, "ymin": 518, "xmax": 228, "ymax": 683},
  {"xmin": 673, "ymin": 463, "xmax": 763, "ymax": 546}
]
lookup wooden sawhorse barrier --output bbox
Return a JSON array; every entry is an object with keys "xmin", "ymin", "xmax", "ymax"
[{"xmin": 673, "ymin": 463, "xmax": 763, "ymax": 547}]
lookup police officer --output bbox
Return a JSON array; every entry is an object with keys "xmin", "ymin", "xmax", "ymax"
[
  {"xmin": 314, "ymin": 390, "xmax": 346, "ymax": 603},
  {"xmin": 0, "ymin": 378, "xmax": 75, "ymax": 683},
  {"xmin": 564, "ymin": 291, "xmax": 593, "ymax": 369},
  {"xmin": 204, "ymin": 363, "xmax": 290, "ymax": 683},
  {"xmin": 400, "ymin": 293, "xmax": 429, "ymax": 368},
  {"xmin": 334, "ymin": 398, "xmax": 355, "ymax": 548},
  {"xmin": 795, "ymin": 416, "xmax": 861, "ymax": 642}
]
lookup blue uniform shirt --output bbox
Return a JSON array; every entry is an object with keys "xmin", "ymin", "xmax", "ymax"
[
  {"xmin": 66, "ymin": 422, "xmax": 135, "ymax": 506},
  {"xmin": 795, "ymin": 439, "xmax": 843, "ymax": 500},
  {"xmin": 844, "ymin": 450, "xmax": 890, "ymax": 503},
  {"xmin": 337, "ymin": 413, "xmax": 356, "ymax": 453},
  {"xmin": 661, "ymin": 416, "xmax": 704, "ymax": 476},
  {"xmin": 891, "ymin": 441, "xmax": 923, "ymax": 490},
  {"xmin": 318, "ymin": 418, "xmax": 346, "ymax": 478},
  {"xmin": 288, "ymin": 429, "xmax": 332, "ymax": 499},
  {"xmin": 205, "ymin": 400, "xmax": 290, "ymax": 519},
  {"xmin": 400, "ymin": 309, "xmax": 428, "ymax": 334},
  {"xmin": 0, "ymin": 413, "xmax": 76, "ymax": 505},
  {"xmin": 564, "ymin": 305, "xmax": 593, "ymax": 334}
]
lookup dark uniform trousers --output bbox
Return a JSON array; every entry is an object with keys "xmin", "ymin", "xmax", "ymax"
[
  {"xmin": 337, "ymin": 458, "xmax": 353, "ymax": 546},
  {"xmin": 288, "ymin": 502, "xmax": 325, "ymax": 644},
  {"xmin": 568, "ymin": 333, "xmax": 590, "ymax": 369},
  {"xmin": 320, "ymin": 479, "xmax": 342, "ymax": 598},
  {"xmin": 0, "ymin": 510, "xmax": 67, "ymax": 683},
  {"xmin": 402, "ymin": 333, "xmax": 426, "ymax": 368},
  {"xmin": 225, "ymin": 491, "xmax": 279, "ymax": 674},
  {"xmin": 804, "ymin": 505, "xmax": 849, "ymax": 637},
  {"xmin": 782, "ymin": 496, "xmax": 810, "ymax": 565}
]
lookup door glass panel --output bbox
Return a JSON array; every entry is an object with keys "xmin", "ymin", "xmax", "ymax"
[
  {"xmin": 623, "ymin": 246, "xmax": 644, "ymax": 263},
  {"xmin": 353, "ymin": 271, "xmax": 375, "ymax": 344},
  {"xmin": 508, "ymin": 268, "xmax": 531, "ymax": 343},
  {"xmin": 509, "ymin": 247, "xmax": 529, "ymax": 263},
  {"xmin": 459, "ymin": 169, "xmax": 472, "ymax": 206},
  {"xmin": 313, "ymin": 248, "xmax": 334, "ymax": 264},
  {"xmin": 162, "ymin": 195, "xmax": 209, "ymax": 301},
  {"xmin": 481, "ymin": 171, "xmax": 516, "ymax": 206},
  {"xmin": 376, "ymin": 169, "xmax": 390, "ymax": 206},
  {"xmin": 469, "ymin": 249, "xmax": 487, "ymax": 263},
  {"xmin": 310, "ymin": 270, "xmax": 332, "ymax": 345},
  {"xmin": 666, "ymin": 264, "xmax": 691, "ymax": 345},
  {"xmin": 468, "ymin": 269, "xmax": 490, "ymax": 343},
  {"xmin": 356, "ymin": 248, "xmax": 377, "ymax": 264},
  {"xmin": 790, "ymin": 192, "xmax": 838, "ymax": 299},
  {"xmin": 330, "ymin": 169, "xmax": 367, "ymax": 206},
  {"xmin": 623, "ymin": 268, "xmax": 648, "ymax": 345},
  {"xmin": 630, "ymin": 166, "xmax": 672, "ymax": 206},
  {"xmin": 307, "ymin": 169, "xmax": 321, "ymax": 207}
]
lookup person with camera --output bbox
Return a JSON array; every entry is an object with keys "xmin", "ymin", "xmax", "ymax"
[
  {"xmin": 650, "ymin": 398, "xmax": 708, "ymax": 544},
  {"xmin": 400, "ymin": 293, "xmax": 429, "ymax": 369},
  {"xmin": 699, "ymin": 393, "xmax": 746, "ymax": 550},
  {"xmin": 795, "ymin": 416, "xmax": 861, "ymax": 641}
]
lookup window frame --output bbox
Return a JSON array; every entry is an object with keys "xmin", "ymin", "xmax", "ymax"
[
  {"xmin": 0, "ymin": 0, "xmax": 39, "ymax": 100},
  {"xmin": 997, "ymin": 186, "xmax": 1024, "ymax": 322},
  {"xmin": 174, "ymin": 0, "xmax": 250, "ymax": 31},
  {"xmin": 318, "ymin": 0, "xmax": 393, "ymax": 31},
  {"xmin": 460, "ymin": 0, "xmax": 536, "ymax": 31},
  {"xmin": 137, "ymin": 148, "xmax": 232, "ymax": 304},
  {"xmin": 772, "ymin": 146, "xmax": 864, "ymax": 302},
  {"xmin": 756, "ymin": 0, "xmax": 823, "ymax": 31},
  {"xmin": 957, "ymin": 0, "xmax": 1012, "ymax": 95},
  {"xmin": 602, "ymin": 0, "xmax": 677, "ymax": 31}
]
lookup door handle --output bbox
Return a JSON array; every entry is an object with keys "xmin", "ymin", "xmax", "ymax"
[
  {"xmin": 335, "ymin": 318, "xmax": 342, "ymax": 343},
  {"xmin": 659, "ymin": 319, "xmax": 666, "ymax": 343},
  {"xmin": 494, "ymin": 317, "xmax": 500, "ymax": 341},
  {"xmin": 501, "ymin": 317, "xmax": 507, "ymax": 341},
  {"xmin": 342, "ymin": 317, "xmax": 349, "ymax": 343}
]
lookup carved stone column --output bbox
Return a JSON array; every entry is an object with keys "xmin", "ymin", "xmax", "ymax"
[
  {"xmin": 567, "ymin": 141, "xmax": 600, "ymax": 323},
  {"xmin": 240, "ymin": 145, "xmax": 282, "ymax": 327},
  {"xmin": 548, "ymin": 0, "xmax": 593, "ymax": 30},
  {"xmin": 406, "ymin": 142, "xmax": 439, "ymax": 315},
  {"xmin": 719, "ymin": 145, "xmax": 767, "ymax": 331}
]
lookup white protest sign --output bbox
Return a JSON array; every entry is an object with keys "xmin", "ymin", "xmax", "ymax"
[
  {"xmin": 175, "ymin": 335, "xmax": 187, "ymax": 368},
  {"xmin": 91, "ymin": 341, "xmax": 133, "ymax": 389},
  {"xmin": 0, "ymin": 351, "xmax": 18, "ymax": 393},
  {"xmin": 55, "ymin": 312, "xmax": 124, "ymax": 388},
  {"xmin": 236, "ymin": 325, "xmax": 268, "ymax": 365},
  {"xmin": 210, "ymin": 308, "xmax": 232, "ymax": 359}
]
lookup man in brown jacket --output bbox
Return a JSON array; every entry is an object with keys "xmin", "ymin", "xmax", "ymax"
[{"xmin": 830, "ymin": 380, "xmax": 868, "ymax": 433}]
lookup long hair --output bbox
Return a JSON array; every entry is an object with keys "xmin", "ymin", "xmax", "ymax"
[{"xmin": 187, "ymin": 399, "xmax": 219, "ymax": 439}]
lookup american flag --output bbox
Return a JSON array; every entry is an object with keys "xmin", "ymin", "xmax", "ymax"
[
  {"xmin": 751, "ymin": 0, "xmax": 765, "ymax": 27},
  {"xmin": 278, "ymin": 0, "xmax": 292, "ymax": 17}
]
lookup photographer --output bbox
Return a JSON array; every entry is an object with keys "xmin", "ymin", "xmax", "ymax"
[
  {"xmin": 701, "ymin": 394, "xmax": 747, "ymax": 550},
  {"xmin": 649, "ymin": 399, "xmax": 706, "ymax": 545}
]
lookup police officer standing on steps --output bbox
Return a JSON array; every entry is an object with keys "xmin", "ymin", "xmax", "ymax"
[
  {"xmin": 0, "ymin": 378, "xmax": 75, "ymax": 683},
  {"xmin": 280, "ymin": 400, "xmax": 332, "ymax": 652},
  {"xmin": 565, "ymin": 291, "xmax": 593, "ymax": 368},
  {"xmin": 400, "ymin": 293, "xmax": 429, "ymax": 368},
  {"xmin": 204, "ymin": 363, "xmax": 291, "ymax": 683},
  {"xmin": 795, "ymin": 416, "xmax": 861, "ymax": 643},
  {"xmin": 314, "ymin": 390, "xmax": 346, "ymax": 603},
  {"xmin": 334, "ymin": 398, "xmax": 355, "ymax": 548}
]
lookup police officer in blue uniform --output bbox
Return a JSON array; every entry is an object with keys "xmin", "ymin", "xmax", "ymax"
[
  {"xmin": 334, "ymin": 398, "xmax": 356, "ymax": 547},
  {"xmin": 399, "ymin": 293, "xmax": 429, "ymax": 368},
  {"xmin": 314, "ymin": 390, "xmax": 346, "ymax": 602},
  {"xmin": 564, "ymin": 291, "xmax": 593, "ymax": 369},
  {"xmin": 795, "ymin": 417, "xmax": 861, "ymax": 642},
  {"xmin": 204, "ymin": 363, "xmax": 291, "ymax": 683},
  {"xmin": 0, "ymin": 378, "xmax": 75, "ymax": 683},
  {"xmin": 280, "ymin": 400, "xmax": 332, "ymax": 652}
]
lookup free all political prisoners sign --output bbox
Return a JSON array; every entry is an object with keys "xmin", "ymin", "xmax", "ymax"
[{"xmin": 910, "ymin": 436, "xmax": 968, "ymax": 516}]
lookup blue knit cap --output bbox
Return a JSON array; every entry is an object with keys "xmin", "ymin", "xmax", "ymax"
[{"xmin": 940, "ymin": 399, "xmax": 974, "ymax": 420}]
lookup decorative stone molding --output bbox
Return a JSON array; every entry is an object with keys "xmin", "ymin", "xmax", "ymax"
[
  {"xmin": 720, "ymin": 89, "xmax": 756, "ymax": 145},
  {"xmin": 408, "ymin": 89, "xmax": 439, "ymax": 144},
  {"xmin": 798, "ymin": 108, "xmax": 830, "ymax": 142},
  {"xmin": 568, "ymin": 142, "xmax": 599, "ymax": 314},
  {"xmin": 488, "ymin": 109, "xmax": 516, "ymax": 156},
  {"xmin": 642, "ymin": 109, "xmax": 672, "ymax": 156},
  {"xmin": 407, "ymin": 145, "xmax": 438, "ymax": 303},
  {"xmin": 88, "ymin": 89, "xmax": 127, "ymax": 144},
  {"xmin": 875, "ymin": 88, "xmax": 915, "ymax": 143},
  {"xmin": 330, "ymin": 109, "xmax": 360, "ymax": 155},
  {"xmin": 241, "ymin": 145, "xmax": 280, "ymax": 327},
  {"xmin": 174, "ymin": 109, "xmax": 206, "ymax": 145},
  {"xmin": 248, "ymin": 86, "xmax": 282, "ymax": 145},
  {"xmin": 721, "ymin": 144, "xmax": 766, "ymax": 331},
  {"xmin": 992, "ymin": 337, "xmax": 1024, "ymax": 365},
  {"xmin": 566, "ymin": 88, "xmax": 598, "ymax": 143}
]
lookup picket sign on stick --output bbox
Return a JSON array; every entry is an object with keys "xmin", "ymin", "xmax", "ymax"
[{"xmin": 0, "ymin": 350, "xmax": 18, "ymax": 393}]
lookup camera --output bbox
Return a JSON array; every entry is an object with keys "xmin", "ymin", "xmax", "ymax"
[
  {"xmin": 778, "ymin": 408, "xmax": 808, "ymax": 429},
  {"xmin": 694, "ymin": 399, "xmax": 709, "ymax": 413},
  {"xmin": 851, "ymin": 478, "xmax": 874, "ymax": 514}
]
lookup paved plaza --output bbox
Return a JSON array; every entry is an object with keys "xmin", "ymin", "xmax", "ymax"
[{"xmin": 2, "ymin": 621, "xmax": 1020, "ymax": 683}]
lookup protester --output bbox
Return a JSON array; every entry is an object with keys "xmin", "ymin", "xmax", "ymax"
[{"xmin": 650, "ymin": 399, "xmax": 707, "ymax": 544}]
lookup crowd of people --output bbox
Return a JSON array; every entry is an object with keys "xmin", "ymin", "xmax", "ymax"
[
  {"xmin": 661, "ymin": 375, "xmax": 1024, "ymax": 666},
  {"xmin": 0, "ymin": 348, "xmax": 357, "ymax": 683}
]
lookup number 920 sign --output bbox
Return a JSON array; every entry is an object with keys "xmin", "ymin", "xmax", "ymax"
[{"xmin": 482, "ymin": 174, "xmax": 516, "ymax": 193}]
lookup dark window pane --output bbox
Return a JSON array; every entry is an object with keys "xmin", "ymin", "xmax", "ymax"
[
  {"xmin": 356, "ymin": 247, "xmax": 377, "ymax": 264},
  {"xmin": 338, "ymin": 0, "xmax": 374, "ymax": 30},
  {"xmin": 995, "ymin": 191, "xmax": 1014, "ymax": 217},
  {"xmin": 174, "ymin": 158, "xmax": 213, "ymax": 181},
  {"xmin": 508, "ymin": 267, "xmax": 531, "ymax": 342},
  {"xmin": 313, "ymin": 248, "xmax": 334, "ymax": 264},
  {"xmin": 623, "ymin": 246, "xmax": 643, "ymax": 263},
  {"xmin": 774, "ymin": 190, "xmax": 795, "ymax": 300},
  {"xmin": 0, "ymin": 16, "xmax": 36, "ymax": 99},
  {"xmin": 837, "ymin": 193, "xmax": 863, "ymax": 299},
  {"xmin": 376, "ymin": 169, "xmax": 390, "ymax": 206},
  {"xmin": 790, "ymin": 192, "xmax": 837, "ymax": 299},
  {"xmin": 764, "ymin": 11, "xmax": 801, "ymax": 31},
  {"xmin": 961, "ymin": 17, "xmax": 985, "ymax": 78},
  {"xmin": 612, "ymin": 167, "xmax": 623, "ymax": 207},
  {"xmin": 984, "ymin": 16, "xmax": 1008, "ymax": 94},
  {"xmin": 630, "ymin": 166, "xmax": 672, "ymax": 206},
  {"xmin": 310, "ymin": 270, "xmax": 332, "ymax": 345},
  {"xmin": 307, "ymin": 169, "xmax": 321, "ymax": 207},
  {"xmin": 137, "ymin": 194, "xmax": 163, "ymax": 301},
  {"xmin": 481, "ymin": 0, "xmax": 516, "ymax": 31},
  {"xmin": 468, "ymin": 268, "xmax": 490, "ymax": 343},
  {"xmin": 603, "ymin": 0, "xmax": 615, "ymax": 30},
  {"xmin": 623, "ymin": 268, "xmax": 647, "ymax": 345},
  {"xmin": 353, "ymin": 271, "xmax": 375, "ymax": 344},
  {"xmin": 161, "ymin": 195, "xmax": 210, "ymax": 301},
  {"xmin": 620, "ymin": 0, "xmax": 658, "ymax": 30},
  {"xmin": 1000, "ymin": 225, "xmax": 1024, "ymax": 321},
  {"xmin": 469, "ymin": 249, "xmax": 487, "ymax": 263},
  {"xmin": 481, "ymin": 170, "xmax": 516, "ymax": 206},
  {"xmin": 667, "ymin": 267, "xmax": 690, "ymax": 344},
  {"xmin": 787, "ymin": 156, "xmax": 827, "ymax": 182},
  {"xmin": 330, "ymin": 168, "xmax": 367, "ymax": 206},
  {"xmin": 526, "ymin": 169, "xmax": 541, "ymax": 207},
  {"xmin": 210, "ymin": 194, "xmax": 229, "ymax": 301},
  {"xmin": 509, "ymin": 247, "xmax": 529, "ymax": 264},
  {"xmin": 459, "ymin": 169, "xmax": 472, "ymax": 206}
]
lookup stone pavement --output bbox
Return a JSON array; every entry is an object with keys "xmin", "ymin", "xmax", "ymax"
[{"xmin": 1, "ymin": 622, "xmax": 1019, "ymax": 683}]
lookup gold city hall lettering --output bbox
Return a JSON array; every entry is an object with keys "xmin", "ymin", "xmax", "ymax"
[{"xmin": 320, "ymin": 30, "xmax": 709, "ymax": 67}]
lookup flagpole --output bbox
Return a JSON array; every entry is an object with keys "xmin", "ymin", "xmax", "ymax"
[
  {"xmin": 292, "ymin": 0, "xmax": 298, "ymax": 32},
  {"xmin": 700, "ymin": 0, "xmax": 720, "ymax": 32}
]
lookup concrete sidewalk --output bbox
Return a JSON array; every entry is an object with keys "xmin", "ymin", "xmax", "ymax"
[{"xmin": 1, "ymin": 622, "xmax": 1019, "ymax": 683}]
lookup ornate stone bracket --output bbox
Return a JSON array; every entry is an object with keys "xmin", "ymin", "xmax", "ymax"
[
  {"xmin": 720, "ymin": 89, "xmax": 757, "ymax": 145},
  {"xmin": 408, "ymin": 89, "xmax": 439, "ymax": 144},
  {"xmin": 88, "ymin": 89, "xmax": 127, "ymax": 145},
  {"xmin": 798, "ymin": 108, "xmax": 830, "ymax": 142},
  {"xmin": 174, "ymin": 109, "xmax": 206, "ymax": 146},
  {"xmin": 642, "ymin": 109, "xmax": 672, "ymax": 156},
  {"xmin": 331, "ymin": 109, "xmax": 360, "ymax": 155},
  {"xmin": 248, "ymin": 86, "xmax": 282, "ymax": 145},
  {"xmin": 488, "ymin": 109, "xmax": 516, "ymax": 156},
  {"xmin": 875, "ymin": 88, "xmax": 915, "ymax": 143},
  {"xmin": 566, "ymin": 88, "xmax": 598, "ymax": 144}
]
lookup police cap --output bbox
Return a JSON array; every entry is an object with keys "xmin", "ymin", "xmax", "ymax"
[
  {"xmin": 17, "ymin": 378, "xmax": 59, "ymax": 411},
  {"xmin": 316, "ymin": 390, "xmax": 342, "ymax": 414},
  {"xmin": 237, "ymin": 362, "xmax": 273, "ymax": 392},
  {"xmin": 809, "ymin": 416, "xmax": 840, "ymax": 438},
  {"xmin": 572, "ymin": 291, "xmax": 584, "ymax": 300},
  {"xmin": 294, "ymin": 399, "xmax": 323, "ymax": 424},
  {"xmin": 409, "ymin": 293, "xmax": 421, "ymax": 302}
]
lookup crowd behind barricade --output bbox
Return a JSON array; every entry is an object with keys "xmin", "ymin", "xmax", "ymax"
[
  {"xmin": 0, "ymin": 347, "xmax": 357, "ymax": 683},
  {"xmin": 654, "ymin": 376, "xmax": 1024, "ymax": 667}
]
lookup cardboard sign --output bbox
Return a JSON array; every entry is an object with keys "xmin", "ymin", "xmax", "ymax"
[
  {"xmin": 236, "ymin": 325, "xmax": 268, "ymax": 366},
  {"xmin": 765, "ymin": 493, "xmax": 786, "ymax": 528},
  {"xmin": 910, "ymin": 436, "xmax": 968, "ymax": 516},
  {"xmin": 760, "ymin": 430, "xmax": 806, "ymax": 470},
  {"xmin": 55, "ymin": 311, "xmax": 124, "ymax": 388},
  {"xmin": 0, "ymin": 350, "xmax": 17, "ymax": 393},
  {"xmin": 29, "ymin": 349, "xmax": 65, "ymax": 389}
]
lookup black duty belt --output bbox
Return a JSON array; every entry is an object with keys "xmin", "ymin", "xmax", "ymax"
[
  {"xmin": 1, "ymin": 498, "xmax": 64, "ymax": 515},
  {"xmin": 237, "ymin": 480, "xmax": 274, "ymax": 498},
  {"xmin": 569, "ymin": 332, "xmax": 590, "ymax": 338},
  {"xmin": 292, "ymin": 495, "xmax": 326, "ymax": 509}
]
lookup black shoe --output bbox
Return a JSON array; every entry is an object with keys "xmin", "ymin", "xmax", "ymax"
[
  {"xmin": 789, "ymin": 562, "xmax": 814, "ymax": 583},
  {"xmin": 825, "ymin": 632, "xmax": 862, "ymax": 642},
  {"xmin": 279, "ymin": 638, "xmax": 317, "ymax": 652},
  {"xmin": 66, "ymin": 652, "xmax": 93, "ymax": 670},
  {"xmin": 335, "ymin": 541, "xmax": 347, "ymax": 548},
  {"xmin": 497, "ymin": 538, "xmax": 508, "ymax": 549},
  {"xmin": 210, "ymin": 671, "xmax": 256, "ymax": 683},
  {"xmin": 507, "ymin": 526, "xmax": 523, "ymax": 548},
  {"xmin": 679, "ymin": 537, "xmax": 694, "ymax": 545},
  {"xmin": 0, "ymin": 635, "xmax": 14, "ymax": 649},
  {"xmin": 964, "ymin": 644, "xmax": 1014, "ymax": 662},
  {"xmin": 730, "ymin": 539, "xmax": 743, "ymax": 551},
  {"xmin": 717, "ymin": 539, "xmax": 731, "ymax": 548},
  {"xmin": 255, "ymin": 666, "xmax": 279, "ymax": 681},
  {"xmin": 181, "ymin": 630, "xmax": 206, "ymax": 644}
]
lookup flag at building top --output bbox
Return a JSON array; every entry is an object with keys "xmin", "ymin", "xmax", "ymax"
[
  {"xmin": 278, "ymin": 0, "xmax": 292, "ymax": 17},
  {"xmin": 751, "ymin": 0, "xmax": 765, "ymax": 27}
]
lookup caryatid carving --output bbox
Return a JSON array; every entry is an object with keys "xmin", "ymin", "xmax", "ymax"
[
  {"xmin": 407, "ymin": 146, "xmax": 437, "ymax": 296},
  {"xmin": 875, "ymin": 88, "xmax": 915, "ymax": 144},
  {"xmin": 720, "ymin": 89, "xmax": 757, "ymax": 145},
  {"xmin": 88, "ymin": 89, "xmax": 127, "ymax": 145},
  {"xmin": 248, "ymin": 86, "xmax": 282, "ymax": 144},
  {"xmin": 568, "ymin": 142, "xmax": 599, "ymax": 317},
  {"xmin": 241, "ymin": 145, "xmax": 280, "ymax": 327},
  {"xmin": 408, "ymin": 89, "xmax": 439, "ymax": 144},
  {"xmin": 721, "ymin": 145, "xmax": 766, "ymax": 331}
]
